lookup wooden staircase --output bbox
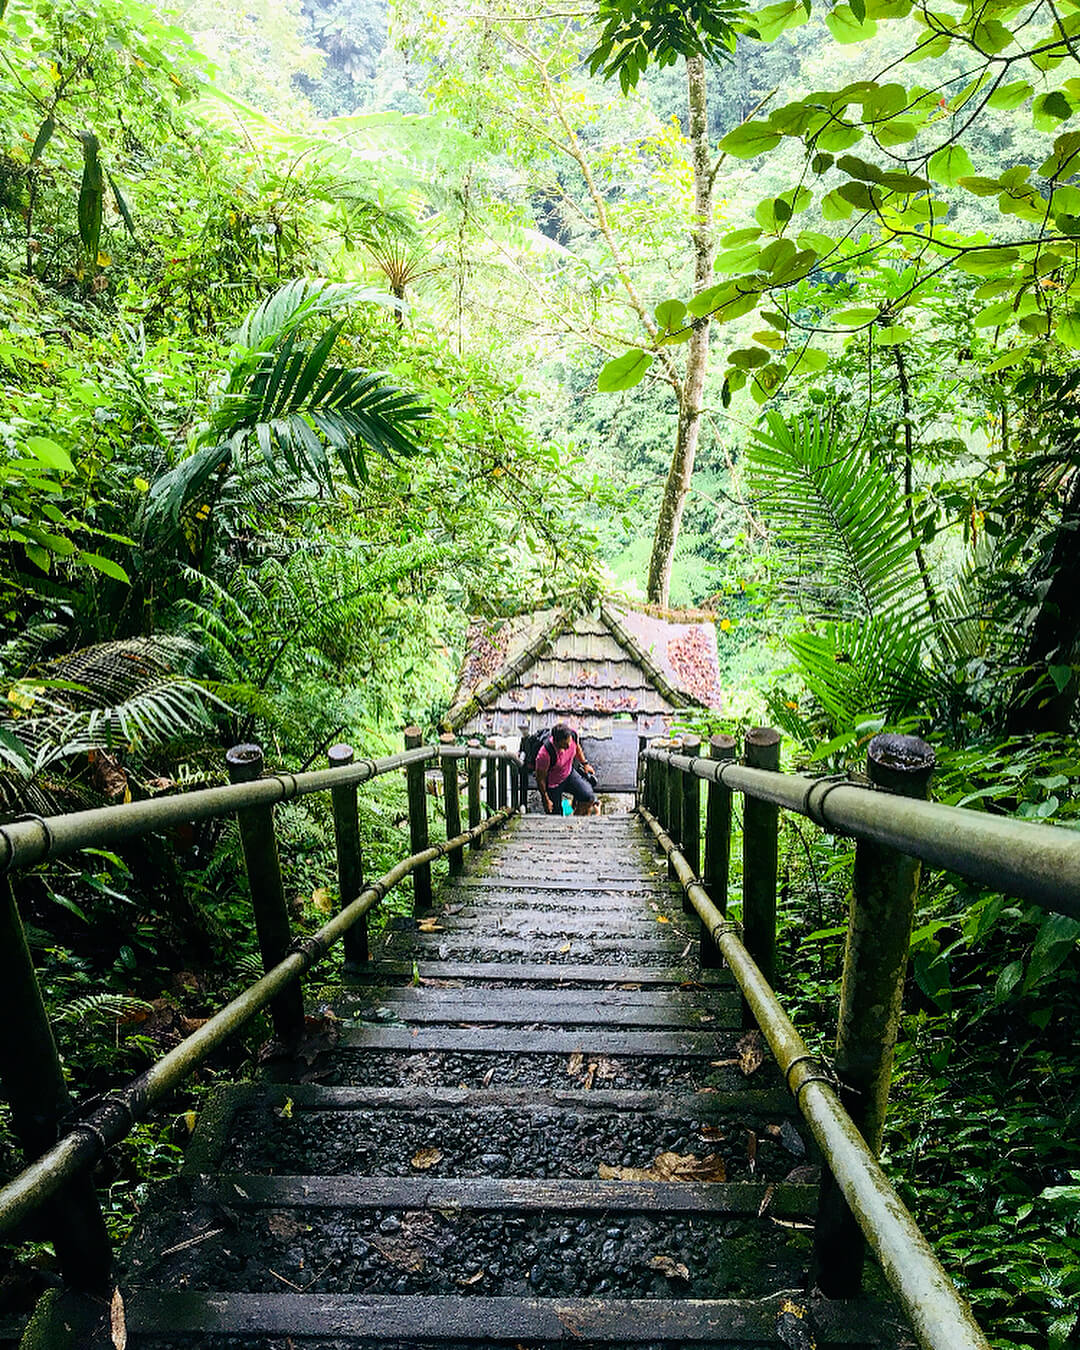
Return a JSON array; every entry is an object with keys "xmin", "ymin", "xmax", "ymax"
[{"xmin": 29, "ymin": 813, "xmax": 914, "ymax": 1347}]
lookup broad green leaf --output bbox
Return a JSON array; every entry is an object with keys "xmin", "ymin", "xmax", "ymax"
[
  {"xmin": 879, "ymin": 171, "xmax": 932, "ymax": 193},
  {"xmin": 598, "ymin": 349, "xmax": 652, "ymax": 391},
  {"xmin": 25, "ymin": 436, "xmax": 74, "ymax": 472},
  {"xmin": 874, "ymin": 119, "xmax": 921, "ymax": 147},
  {"xmin": 720, "ymin": 120, "xmax": 782, "ymax": 158},
  {"xmin": 876, "ymin": 324, "xmax": 912, "ymax": 345},
  {"xmin": 79, "ymin": 552, "xmax": 130, "ymax": 583},
  {"xmin": 826, "ymin": 4, "xmax": 878, "ymax": 42},
  {"xmin": 753, "ymin": 328, "xmax": 786, "ymax": 349},
  {"xmin": 863, "ymin": 0, "xmax": 911, "ymax": 16},
  {"xmin": 1055, "ymin": 309, "xmax": 1080, "ymax": 348},
  {"xmin": 984, "ymin": 346, "xmax": 1031, "ymax": 372},
  {"xmin": 1049, "ymin": 662, "xmax": 1074, "ymax": 692},
  {"xmin": 30, "ymin": 114, "xmax": 55, "ymax": 164},
  {"xmin": 988, "ymin": 79, "xmax": 1033, "ymax": 110},
  {"xmin": 1034, "ymin": 90, "xmax": 1073, "ymax": 131},
  {"xmin": 816, "ymin": 122, "xmax": 865, "ymax": 152},
  {"xmin": 1022, "ymin": 913, "xmax": 1080, "ymax": 992},
  {"xmin": 729, "ymin": 346, "xmax": 771, "ymax": 369},
  {"xmin": 928, "ymin": 145, "xmax": 975, "ymax": 186},
  {"xmin": 837, "ymin": 154, "xmax": 886, "ymax": 182},
  {"xmin": 797, "ymin": 230, "xmax": 834, "ymax": 254},
  {"xmin": 749, "ymin": 0, "xmax": 809, "ymax": 41},
  {"xmin": 761, "ymin": 310, "xmax": 789, "ymax": 330},
  {"xmin": 822, "ymin": 189, "xmax": 855, "ymax": 220},
  {"xmin": 838, "ymin": 181, "xmax": 878, "ymax": 210},
  {"xmin": 974, "ymin": 301, "xmax": 1016, "ymax": 328},
  {"xmin": 721, "ymin": 228, "xmax": 762, "ymax": 246},
  {"xmin": 24, "ymin": 543, "xmax": 49, "ymax": 572},
  {"xmin": 957, "ymin": 176, "xmax": 1002, "ymax": 197},
  {"xmin": 787, "ymin": 346, "xmax": 829, "ymax": 374},
  {"xmin": 654, "ymin": 299, "xmax": 687, "ymax": 330},
  {"xmin": 835, "ymin": 306, "xmax": 879, "ymax": 325},
  {"xmin": 953, "ymin": 246, "xmax": 1020, "ymax": 275},
  {"xmin": 972, "ymin": 18, "xmax": 1012, "ymax": 53},
  {"xmin": 77, "ymin": 132, "xmax": 104, "ymax": 263},
  {"xmin": 906, "ymin": 29, "xmax": 951, "ymax": 60},
  {"xmin": 759, "ymin": 239, "xmax": 796, "ymax": 274}
]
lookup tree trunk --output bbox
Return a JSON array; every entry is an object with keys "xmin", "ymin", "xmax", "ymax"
[{"xmin": 646, "ymin": 54, "xmax": 714, "ymax": 606}]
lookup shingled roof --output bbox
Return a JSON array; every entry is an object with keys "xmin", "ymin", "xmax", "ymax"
[{"xmin": 446, "ymin": 602, "xmax": 724, "ymax": 738}]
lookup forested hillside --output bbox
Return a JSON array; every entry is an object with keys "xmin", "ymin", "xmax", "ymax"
[{"xmin": 0, "ymin": 1, "xmax": 1078, "ymax": 1346}]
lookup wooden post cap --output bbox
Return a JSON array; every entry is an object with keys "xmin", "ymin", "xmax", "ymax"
[
  {"xmin": 226, "ymin": 743, "xmax": 263, "ymax": 782},
  {"xmin": 328, "ymin": 743, "xmax": 354, "ymax": 767}
]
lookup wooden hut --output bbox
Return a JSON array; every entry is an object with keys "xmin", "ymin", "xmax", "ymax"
[{"xmin": 445, "ymin": 602, "xmax": 724, "ymax": 793}]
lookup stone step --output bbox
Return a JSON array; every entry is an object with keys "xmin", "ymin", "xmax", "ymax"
[
  {"xmin": 336, "ymin": 960, "xmax": 730, "ymax": 987},
  {"xmin": 333, "ymin": 1026, "xmax": 744, "ymax": 1057}
]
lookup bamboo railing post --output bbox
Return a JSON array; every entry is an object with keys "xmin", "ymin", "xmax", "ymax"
[
  {"xmin": 679, "ymin": 735, "xmax": 702, "ymax": 913},
  {"xmin": 637, "ymin": 734, "xmax": 648, "ymax": 807},
  {"xmin": 439, "ymin": 734, "xmax": 464, "ymax": 877},
  {"xmin": 0, "ymin": 876, "xmax": 112, "ymax": 1289},
  {"xmin": 666, "ymin": 741, "xmax": 684, "ymax": 880},
  {"xmin": 742, "ymin": 727, "xmax": 781, "ymax": 1006},
  {"xmin": 403, "ymin": 727, "xmax": 431, "ymax": 912},
  {"xmin": 328, "ymin": 743, "xmax": 368, "ymax": 967},
  {"xmin": 226, "ymin": 744, "xmax": 305, "ymax": 1042},
  {"xmin": 702, "ymin": 733, "xmax": 736, "ymax": 967},
  {"xmin": 467, "ymin": 739, "xmax": 484, "ymax": 850},
  {"xmin": 485, "ymin": 738, "xmax": 499, "ymax": 819},
  {"xmin": 815, "ymin": 734, "xmax": 936, "ymax": 1298},
  {"xmin": 497, "ymin": 750, "xmax": 509, "ymax": 811}
]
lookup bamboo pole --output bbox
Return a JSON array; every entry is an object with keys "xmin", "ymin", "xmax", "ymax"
[
  {"xmin": 815, "ymin": 733, "xmax": 936, "ymax": 1297},
  {"xmin": 226, "ymin": 744, "xmax": 305, "ymax": 1041},
  {"xmin": 666, "ymin": 740, "xmax": 684, "ymax": 881},
  {"xmin": 742, "ymin": 728, "xmax": 781, "ymax": 1005},
  {"xmin": 485, "ymin": 738, "xmax": 499, "ymax": 819},
  {"xmin": 403, "ymin": 728, "xmax": 432, "ymax": 912},
  {"xmin": 702, "ymin": 732, "xmax": 736, "ymax": 967},
  {"xmin": 679, "ymin": 734, "xmax": 702, "ymax": 913},
  {"xmin": 439, "ymin": 734, "xmax": 464, "ymax": 877},
  {"xmin": 467, "ymin": 738, "xmax": 483, "ymax": 850},
  {"xmin": 328, "ymin": 743, "xmax": 367, "ymax": 967}
]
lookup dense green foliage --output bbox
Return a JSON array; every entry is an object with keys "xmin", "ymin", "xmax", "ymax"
[{"xmin": 0, "ymin": 0, "xmax": 1077, "ymax": 1345}]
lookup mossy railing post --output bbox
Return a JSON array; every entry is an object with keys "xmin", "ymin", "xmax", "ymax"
[
  {"xmin": 666, "ymin": 741, "xmax": 684, "ymax": 880},
  {"xmin": 0, "ymin": 876, "xmax": 112, "ymax": 1290},
  {"xmin": 439, "ymin": 734, "xmax": 464, "ymax": 878},
  {"xmin": 467, "ymin": 738, "xmax": 484, "ymax": 851},
  {"xmin": 328, "ymin": 743, "xmax": 368, "ymax": 967},
  {"xmin": 403, "ymin": 727, "xmax": 431, "ymax": 912},
  {"xmin": 742, "ymin": 727, "xmax": 781, "ymax": 1013},
  {"xmin": 226, "ymin": 743, "xmax": 305, "ymax": 1042},
  {"xmin": 496, "ymin": 746, "xmax": 509, "ymax": 811},
  {"xmin": 702, "ymin": 733, "xmax": 736, "ymax": 968},
  {"xmin": 815, "ymin": 733, "xmax": 936, "ymax": 1298},
  {"xmin": 485, "ymin": 738, "xmax": 499, "ymax": 819},
  {"xmin": 679, "ymin": 734, "xmax": 702, "ymax": 913}
]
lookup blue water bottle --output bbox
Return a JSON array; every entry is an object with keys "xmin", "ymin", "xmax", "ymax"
[{"xmin": 561, "ymin": 796, "xmax": 572, "ymax": 816}]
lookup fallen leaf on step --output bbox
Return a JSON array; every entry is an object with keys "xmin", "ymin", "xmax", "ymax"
[
  {"xmin": 311, "ymin": 887, "xmax": 333, "ymax": 914},
  {"xmin": 459, "ymin": 1269, "xmax": 485, "ymax": 1286},
  {"xmin": 737, "ymin": 1029, "xmax": 765, "ymax": 1076},
  {"xmin": 710, "ymin": 1058, "xmax": 740, "ymax": 1068},
  {"xmin": 784, "ymin": 1164, "xmax": 821, "ymax": 1184},
  {"xmin": 599, "ymin": 1151, "xmax": 726, "ymax": 1183},
  {"xmin": 656, "ymin": 915, "xmax": 670, "ymax": 923},
  {"xmin": 417, "ymin": 919, "xmax": 443, "ymax": 933},
  {"xmin": 410, "ymin": 1147, "xmax": 443, "ymax": 1170},
  {"xmin": 482, "ymin": 1065, "xmax": 496, "ymax": 1087},
  {"xmin": 368, "ymin": 1235, "xmax": 426, "ymax": 1271},
  {"xmin": 267, "ymin": 1212, "xmax": 303, "ymax": 1240},
  {"xmin": 758, "ymin": 1183, "xmax": 776, "ymax": 1217},
  {"xmin": 558, "ymin": 942, "xmax": 572, "ymax": 953},
  {"xmin": 697, "ymin": 1125, "xmax": 725, "ymax": 1142},
  {"xmin": 110, "ymin": 1287, "xmax": 126, "ymax": 1350},
  {"xmin": 567, "ymin": 1051, "xmax": 584, "ymax": 1076},
  {"xmin": 776, "ymin": 1298, "xmax": 817, "ymax": 1349},
  {"xmin": 581, "ymin": 1061, "xmax": 597, "ymax": 1090},
  {"xmin": 595, "ymin": 1057, "xmax": 619, "ymax": 1079},
  {"xmin": 780, "ymin": 1119, "xmax": 807, "ymax": 1156},
  {"xmin": 617, "ymin": 983, "xmax": 641, "ymax": 991},
  {"xmin": 649, "ymin": 1254, "xmax": 690, "ymax": 1281},
  {"xmin": 747, "ymin": 1129, "xmax": 758, "ymax": 1174},
  {"xmin": 771, "ymin": 1217, "xmax": 815, "ymax": 1231}
]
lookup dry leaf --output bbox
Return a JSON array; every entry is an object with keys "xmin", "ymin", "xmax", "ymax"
[
  {"xmin": 481, "ymin": 1065, "xmax": 496, "ymax": 1087},
  {"xmin": 368, "ymin": 1235, "xmax": 425, "ymax": 1271},
  {"xmin": 581, "ymin": 1062, "xmax": 597, "ymax": 1091},
  {"xmin": 311, "ymin": 887, "xmax": 333, "ymax": 914},
  {"xmin": 656, "ymin": 915, "xmax": 670, "ymax": 924},
  {"xmin": 737, "ymin": 1029, "xmax": 765, "ymax": 1076},
  {"xmin": 776, "ymin": 1297, "xmax": 817, "ymax": 1349},
  {"xmin": 649, "ymin": 1254, "xmax": 690, "ymax": 1281},
  {"xmin": 110, "ymin": 1287, "xmax": 126, "ymax": 1350},
  {"xmin": 697, "ymin": 1125, "xmax": 725, "ymax": 1141},
  {"xmin": 268, "ymin": 1212, "xmax": 302, "ymax": 1240},
  {"xmin": 747, "ymin": 1129, "xmax": 758, "ymax": 1174},
  {"xmin": 417, "ymin": 919, "xmax": 443, "ymax": 933},
  {"xmin": 599, "ymin": 1151, "xmax": 726, "ymax": 1183},
  {"xmin": 410, "ymin": 1147, "xmax": 443, "ymax": 1170},
  {"xmin": 459, "ymin": 1269, "xmax": 485, "ymax": 1286},
  {"xmin": 594, "ymin": 1058, "xmax": 618, "ymax": 1079},
  {"xmin": 567, "ymin": 1051, "xmax": 584, "ymax": 1076},
  {"xmin": 558, "ymin": 941, "xmax": 572, "ymax": 953},
  {"xmin": 758, "ymin": 1183, "xmax": 776, "ymax": 1217}
]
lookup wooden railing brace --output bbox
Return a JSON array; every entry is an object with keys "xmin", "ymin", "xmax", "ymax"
[
  {"xmin": 679, "ymin": 734, "xmax": 702, "ymax": 913},
  {"xmin": 439, "ymin": 735, "xmax": 465, "ymax": 877},
  {"xmin": 815, "ymin": 734, "xmax": 936, "ymax": 1296},
  {"xmin": 742, "ymin": 727, "xmax": 781, "ymax": 1016},
  {"xmin": 328, "ymin": 743, "xmax": 368, "ymax": 967},
  {"xmin": 702, "ymin": 732, "xmax": 736, "ymax": 968},
  {"xmin": 467, "ymin": 738, "xmax": 483, "ymax": 850}
]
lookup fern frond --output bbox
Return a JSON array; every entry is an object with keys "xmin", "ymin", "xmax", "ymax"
[
  {"xmin": 55, "ymin": 992, "xmax": 154, "ymax": 1024},
  {"xmin": 748, "ymin": 411, "xmax": 925, "ymax": 621}
]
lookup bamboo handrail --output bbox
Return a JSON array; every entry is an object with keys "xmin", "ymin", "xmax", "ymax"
[{"xmin": 643, "ymin": 746, "xmax": 1080, "ymax": 920}]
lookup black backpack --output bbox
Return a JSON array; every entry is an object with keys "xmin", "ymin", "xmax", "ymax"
[{"xmin": 522, "ymin": 727, "xmax": 577, "ymax": 773}]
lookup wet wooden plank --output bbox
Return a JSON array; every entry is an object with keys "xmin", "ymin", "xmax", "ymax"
[
  {"xmin": 338, "ymin": 960, "xmax": 729, "ymax": 986},
  {"xmin": 336, "ymin": 994, "xmax": 738, "ymax": 1029},
  {"xmin": 126, "ymin": 1290, "xmax": 899, "ymax": 1343},
  {"xmin": 207, "ymin": 1174, "xmax": 818, "ymax": 1217},
  {"xmin": 335, "ymin": 1026, "xmax": 739, "ymax": 1056}
]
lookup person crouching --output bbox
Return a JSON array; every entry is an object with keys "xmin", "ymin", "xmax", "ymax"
[{"xmin": 536, "ymin": 723, "xmax": 599, "ymax": 816}]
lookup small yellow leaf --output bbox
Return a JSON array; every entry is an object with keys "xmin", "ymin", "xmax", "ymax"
[
  {"xmin": 134, "ymin": 476, "xmax": 150, "ymax": 492},
  {"xmin": 183, "ymin": 1110, "xmax": 197, "ymax": 1135},
  {"xmin": 656, "ymin": 915, "xmax": 670, "ymax": 924},
  {"xmin": 311, "ymin": 887, "xmax": 333, "ymax": 914},
  {"xmin": 97, "ymin": 252, "xmax": 111, "ymax": 267},
  {"xmin": 410, "ymin": 1147, "xmax": 443, "ymax": 1170}
]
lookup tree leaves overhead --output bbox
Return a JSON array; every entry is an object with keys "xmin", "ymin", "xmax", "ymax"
[{"xmin": 587, "ymin": 0, "xmax": 749, "ymax": 91}]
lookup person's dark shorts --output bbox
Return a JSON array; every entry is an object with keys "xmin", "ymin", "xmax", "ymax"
[{"xmin": 549, "ymin": 768, "xmax": 596, "ymax": 811}]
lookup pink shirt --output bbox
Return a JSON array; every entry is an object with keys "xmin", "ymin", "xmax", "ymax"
[{"xmin": 536, "ymin": 740, "xmax": 576, "ymax": 788}]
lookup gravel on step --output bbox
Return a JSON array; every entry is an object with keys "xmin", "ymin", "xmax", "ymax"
[
  {"xmin": 128, "ymin": 1206, "xmax": 814, "ymax": 1301},
  {"xmin": 307, "ymin": 1050, "xmax": 778, "ymax": 1092},
  {"xmin": 220, "ymin": 1107, "xmax": 799, "ymax": 1180}
]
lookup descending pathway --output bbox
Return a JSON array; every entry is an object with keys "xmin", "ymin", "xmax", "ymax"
[{"xmin": 60, "ymin": 813, "xmax": 914, "ymax": 1348}]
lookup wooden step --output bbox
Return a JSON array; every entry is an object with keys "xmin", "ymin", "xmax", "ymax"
[
  {"xmin": 336, "ymin": 960, "xmax": 730, "ymax": 986},
  {"xmin": 333, "ymin": 1026, "xmax": 743, "ymax": 1056}
]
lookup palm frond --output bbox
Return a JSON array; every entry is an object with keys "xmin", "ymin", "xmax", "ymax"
[
  {"xmin": 748, "ymin": 411, "xmax": 925, "ymax": 621},
  {"xmin": 230, "ymin": 278, "xmax": 401, "ymax": 351}
]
